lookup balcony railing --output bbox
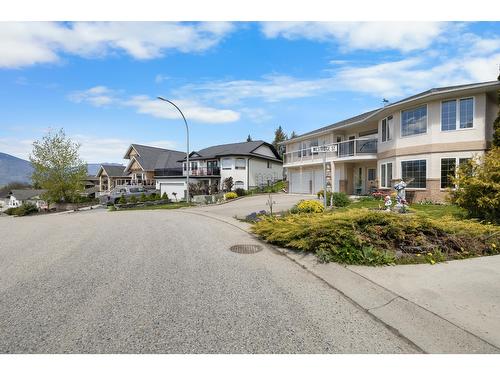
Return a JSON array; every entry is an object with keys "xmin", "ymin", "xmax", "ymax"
[
  {"xmin": 283, "ymin": 138, "xmax": 377, "ymax": 165},
  {"xmin": 155, "ymin": 166, "xmax": 221, "ymax": 177}
]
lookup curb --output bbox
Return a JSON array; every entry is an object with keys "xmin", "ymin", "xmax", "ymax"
[{"xmin": 179, "ymin": 209, "xmax": 500, "ymax": 354}]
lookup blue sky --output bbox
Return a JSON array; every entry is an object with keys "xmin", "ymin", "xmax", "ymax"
[{"xmin": 1, "ymin": 21, "xmax": 499, "ymax": 163}]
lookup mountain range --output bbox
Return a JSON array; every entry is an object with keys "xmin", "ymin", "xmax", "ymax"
[{"xmin": 0, "ymin": 152, "xmax": 121, "ymax": 186}]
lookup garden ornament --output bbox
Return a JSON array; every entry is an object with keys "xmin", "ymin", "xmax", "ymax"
[{"xmin": 384, "ymin": 195, "xmax": 392, "ymax": 211}]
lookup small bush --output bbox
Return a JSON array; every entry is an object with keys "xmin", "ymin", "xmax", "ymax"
[
  {"xmin": 5, "ymin": 202, "xmax": 39, "ymax": 216},
  {"xmin": 5, "ymin": 207, "xmax": 17, "ymax": 215},
  {"xmin": 118, "ymin": 196, "xmax": 127, "ymax": 204},
  {"xmin": 225, "ymin": 192, "xmax": 238, "ymax": 200},
  {"xmin": 129, "ymin": 195, "xmax": 138, "ymax": 204},
  {"xmin": 162, "ymin": 192, "xmax": 168, "ymax": 200},
  {"xmin": 234, "ymin": 188, "xmax": 247, "ymax": 197},
  {"xmin": 317, "ymin": 191, "xmax": 350, "ymax": 207},
  {"xmin": 295, "ymin": 200, "xmax": 324, "ymax": 213},
  {"xmin": 139, "ymin": 193, "xmax": 147, "ymax": 202}
]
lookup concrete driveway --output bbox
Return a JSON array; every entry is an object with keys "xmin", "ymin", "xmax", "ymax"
[
  {"xmin": 190, "ymin": 193, "xmax": 314, "ymax": 219},
  {"xmin": 0, "ymin": 208, "xmax": 417, "ymax": 353}
]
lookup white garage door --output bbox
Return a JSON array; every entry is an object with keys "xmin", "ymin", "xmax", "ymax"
[
  {"xmin": 313, "ymin": 168, "xmax": 324, "ymax": 195},
  {"xmin": 159, "ymin": 181, "xmax": 186, "ymax": 200},
  {"xmin": 289, "ymin": 170, "xmax": 313, "ymax": 194}
]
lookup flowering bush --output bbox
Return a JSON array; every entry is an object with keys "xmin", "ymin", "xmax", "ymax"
[
  {"xmin": 294, "ymin": 200, "xmax": 324, "ymax": 213},
  {"xmin": 372, "ymin": 191, "xmax": 388, "ymax": 200},
  {"xmin": 224, "ymin": 192, "xmax": 238, "ymax": 200}
]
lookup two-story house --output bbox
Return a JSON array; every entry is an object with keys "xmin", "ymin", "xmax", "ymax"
[
  {"xmin": 154, "ymin": 140, "xmax": 283, "ymax": 199},
  {"xmin": 282, "ymin": 81, "xmax": 499, "ymax": 202}
]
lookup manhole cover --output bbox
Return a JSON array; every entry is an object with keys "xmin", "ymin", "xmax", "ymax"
[{"xmin": 230, "ymin": 244, "xmax": 263, "ymax": 254}]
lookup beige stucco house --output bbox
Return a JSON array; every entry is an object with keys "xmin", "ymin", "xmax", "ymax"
[{"xmin": 281, "ymin": 81, "xmax": 499, "ymax": 202}]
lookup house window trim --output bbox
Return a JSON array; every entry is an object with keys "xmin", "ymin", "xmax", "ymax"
[
  {"xmin": 221, "ymin": 158, "xmax": 232, "ymax": 170},
  {"xmin": 439, "ymin": 156, "xmax": 473, "ymax": 191},
  {"xmin": 400, "ymin": 104, "xmax": 428, "ymax": 138},
  {"xmin": 440, "ymin": 96, "xmax": 475, "ymax": 132},
  {"xmin": 380, "ymin": 162, "xmax": 393, "ymax": 188},
  {"xmin": 235, "ymin": 158, "xmax": 246, "ymax": 170},
  {"xmin": 401, "ymin": 158, "xmax": 427, "ymax": 189},
  {"xmin": 381, "ymin": 115, "xmax": 393, "ymax": 143}
]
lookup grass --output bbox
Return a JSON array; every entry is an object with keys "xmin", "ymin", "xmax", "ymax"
[
  {"xmin": 251, "ymin": 198, "xmax": 498, "ymax": 266},
  {"xmin": 109, "ymin": 202, "xmax": 192, "ymax": 211}
]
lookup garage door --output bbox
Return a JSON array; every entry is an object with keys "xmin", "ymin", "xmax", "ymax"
[
  {"xmin": 313, "ymin": 168, "xmax": 324, "ymax": 195},
  {"xmin": 159, "ymin": 181, "xmax": 186, "ymax": 200},
  {"xmin": 289, "ymin": 170, "xmax": 313, "ymax": 194}
]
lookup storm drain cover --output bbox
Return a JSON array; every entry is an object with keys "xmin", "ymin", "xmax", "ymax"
[{"xmin": 230, "ymin": 244, "xmax": 263, "ymax": 254}]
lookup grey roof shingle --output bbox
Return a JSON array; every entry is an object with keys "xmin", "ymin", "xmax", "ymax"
[
  {"xmin": 9, "ymin": 189, "xmax": 47, "ymax": 200},
  {"xmin": 188, "ymin": 140, "xmax": 281, "ymax": 161},
  {"xmin": 99, "ymin": 164, "xmax": 127, "ymax": 177},
  {"xmin": 130, "ymin": 144, "xmax": 185, "ymax": 171}
]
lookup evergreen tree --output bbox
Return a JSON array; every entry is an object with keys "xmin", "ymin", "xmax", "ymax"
[
  {"xmin": 290, "ymin": 131, "xmax": 298, "ymax": 139},
  {"xmin": 246, "ymin": 134, "xmax": 252, "ymax": 142},
  {"xmin": 493, "ymin": 72, "xmax": 500, "ymax": 147},
  {"xmin": 272, "ymin": 125, "xmax": 288, "ymax": 156}
]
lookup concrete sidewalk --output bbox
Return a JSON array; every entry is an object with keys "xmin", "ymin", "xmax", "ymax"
[{"xmin": 185, "ymin": 208, "xmax": 500, "ymax": 353}]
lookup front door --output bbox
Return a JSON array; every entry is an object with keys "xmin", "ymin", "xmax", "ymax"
[{"xmin": 207, "ymin": 160, "xmax": 218, "ymax": 175}]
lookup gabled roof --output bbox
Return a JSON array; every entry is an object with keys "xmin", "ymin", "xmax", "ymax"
[
  {"xmin": 96, "ymin": 164, "xmax": 127, "ymax": 177},
  {"xmin": 9, "ymin": 189, "xmax": 47, "ymax": 200},
  {"xmin": 282, "ymin": 80, "xmax": 500, "ymax": 144},
  {"xmin": 125, "ymin": 144, "xmax": 185, "ymax": 172},
  {"xmin": 187, "ymin": 140, "xmax": 281, "ymax": 161}
]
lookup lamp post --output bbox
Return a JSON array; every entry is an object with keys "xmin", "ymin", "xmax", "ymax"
[{"xmin": 157, "ymin": 97, "xmax": 190, "ymax": 204}]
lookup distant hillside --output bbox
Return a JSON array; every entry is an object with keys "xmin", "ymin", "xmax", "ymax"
[
  {"xmin": 0, "ymin": 152, "xmax": 122, "ymax": 185},
  {"xmin": 0, "ymin": 152, "xmax": 33, "ymax": 186}
]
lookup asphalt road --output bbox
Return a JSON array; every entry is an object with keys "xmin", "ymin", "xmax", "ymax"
[{"xmin": 0, "ymin": 207, "xmax": 418, "ymax": 353}]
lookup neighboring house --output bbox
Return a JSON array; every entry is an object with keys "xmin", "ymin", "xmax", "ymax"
[
  {"xmin": 123, "ymin": 144, "xmax": 186, "ymax": 188},
  {"xmin": 281, "ymin": 81, "xmax": 500, "ymax": 202},
  {"xmin": 7, "ymin": 189, "xmax": 48, "ymax": 210},
  {"xmin": 81, "ymin": 175, "xmax": 99, "ymax": 198},
  {"xmin": 96, "ymin": 164, "xmax": 130, "ymax": 193},
  {"xmin": 155, "ymin": 140, "xmax": 283, "ymax": 199}
]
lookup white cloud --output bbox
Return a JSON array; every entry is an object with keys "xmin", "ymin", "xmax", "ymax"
[
  {"xmin": 125, "ymin": 95, "xmax": 240, "ymax": 123},
  {"xmin": 68, "ymin": 86, "xmax": 117, "ymax": 107},
  {"xmin": 182, "ymin": 74, "xmax": 334, "ymax": 104},
  {"xmin": 154, "ymin": 74, "xmax": 170, "ymax": 84},
  {"xmin": 261, "ymin": 22, "xmax": 446, "ymax": 52},
  {"xmin": 0, "ymin": 22, "xmax": 235, "ymax": 68}
]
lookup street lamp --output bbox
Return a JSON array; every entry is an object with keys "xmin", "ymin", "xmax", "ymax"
[{"xmin": 157, "ymin": 97, "xmax": 190, "ymax": 204}]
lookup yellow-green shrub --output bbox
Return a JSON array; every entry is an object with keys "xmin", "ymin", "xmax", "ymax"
[
  {"xmin": 252, "ymin": 208, "xmax": 499, "ymax": 266},
  {"xmin": 225, "ymin": 192, "xmax": 238, "ymax": 200},
  {"xmin": 295, "ymin": 200, "xmax": 324, "ymax": 213}
]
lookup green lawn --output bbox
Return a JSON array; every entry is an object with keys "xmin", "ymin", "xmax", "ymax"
[{"xmin": 335, "ymin": 198, "xmax": 467, "ymax": 220}]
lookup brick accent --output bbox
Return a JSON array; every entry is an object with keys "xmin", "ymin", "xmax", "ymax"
[{"xmin": 407, "ymin": 179, "xmax": 450, "ymax": 203}]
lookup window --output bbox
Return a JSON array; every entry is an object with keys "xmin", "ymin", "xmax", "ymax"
[
  {"xmin": 336, "ymin": 136, "xmax": 342, "ymax": 143},
  {"xmin": 235, "ymin": 158, "xmax": 246, "ymax": 170},
  {"xmin": 190, "ymin": 161, "xmax": 198, "ymax": 171},
  {"xmin": 401, "ymin": 160, "xmax": 426, "ymax": 188},
  {"xmin": 441, "ymin": 100, "xmax": 457, "ymax": 131},
  {"xmin": 267, "ymin": 161, "xmax": 272, "ymax": 169},
  {"xmin": 459, "ymin": 157, "xmax": 472, "ymax": 166},
  {"xmin": 234, "ymin": 180, "xmax": 244, "ymax": 188},
  {"xmin": 380, "ymin": 162, "xmax": 392, "ymax": 188},
  {"xmin": 441, "ymin": 98, "xmax": 474, "ymax": 131},
  {"xmin": 368, "ymin": 168, "xmax": 376, "ymax": 181},
  {"xmin": 440, "ymin": 158, "xmax": 456, "ymax": 189},
  {"xmin": 460, "ymin": 98, "xmax": 473, "ymax": 129},
  {"xmin": 381, "ymin": 115, "xmax": 393, "ymax": 142},
  {"xmin": 183, "ymin": 162, "xmax": 187, "ymax": 171},
  {"xmin": 401, "ymin": 106, "xmax": 427, "ymax": 137},
  {"xmin": 221, "ymin": 158, "xmax": 232, "ymax": 170},
  {"xmin": 311, "ymin": 139, "xmax": 319, "ymax": 154}
]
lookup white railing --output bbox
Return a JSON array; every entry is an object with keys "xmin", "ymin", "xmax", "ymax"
[{"xmin": 283, "ymin": 138, "xmax": 377, "ymax": 165}]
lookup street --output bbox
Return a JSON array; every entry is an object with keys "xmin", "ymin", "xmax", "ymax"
[{"xmin": 0, "ymin": 202, "xmax": 418, "ymax": 353}]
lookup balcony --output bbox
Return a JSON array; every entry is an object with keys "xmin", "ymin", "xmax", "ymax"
[
  {"xmin": 283, "ymin": 138, "xmax": 378, "ymax": 166},
  {"xmin": 155, "ymin": 166, "xmax": 221, "ymax": 177}
]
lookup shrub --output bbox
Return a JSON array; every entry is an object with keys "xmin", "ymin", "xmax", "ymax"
[
  {"xmin": 129, "ymin": 195, "xmax": 138, "ymax": 204},
  {"xmin": 118, "ymin": 196, "xmax": 127, "ymax": 204},
  {"xmin": 295, "ymin": 200, "xmax": 324, "ymax": 213},
  {"xmin": 225, "ymin": 192, "xmax": 238, "ymax": 200},
  {"xmin": 450, "ymin": 148, "xmax": 500, "ymax": 223},
  {"xmin": 234, "ymin": 188, "xmax": 247, "ymax": 197},
  {"xmin": 6, "ymin": 202, "xmax": 39, "ymax": 216},
  {"xmin": 139, "ymin": 193, "xmax": 147, "ymax": 202},
  {"xmin": 252, "ymin": 208, "xmax": 499, "ymax": 266},
  {"xmin": 161, "ymin": 192, "xmax": 168, "ymax": 200},
  {"xmin": 223, "ymin": 177, "xmax": 234, "ymax": 192},
  {"xmin": 317, "ymin": 191, "xmax": 350, "ymax": 207}
]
